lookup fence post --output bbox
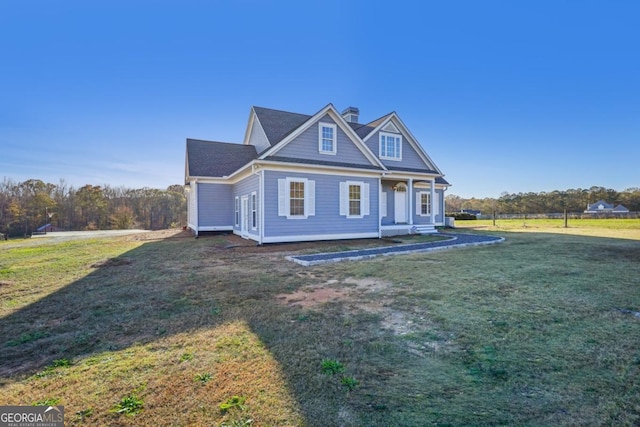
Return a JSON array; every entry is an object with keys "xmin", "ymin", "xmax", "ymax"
[
  {"xmin": 492, "ymin": 210, "xmax": 496, "ymax": 226},
  {"xmin": 564, "ymin": 209, "xmax": 568, "ymax": 228}
]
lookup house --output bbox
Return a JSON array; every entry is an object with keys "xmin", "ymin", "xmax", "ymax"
[
  {"xmin": 184, "ymin": 104, "xmax": 450, "ymax": 244},
  {"xmin": 585, "ymin": 200, "xmax": 629, "ymax": 213}
]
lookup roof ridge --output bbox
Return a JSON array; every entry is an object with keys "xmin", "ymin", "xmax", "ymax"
[
  {"xmin": 366, "ymin": 112, "xmax": 394, "ymax": 128},
  {"xmin": 187, "ymin": 138, "xmax": 243, "ymax": 145},
  {"xmin": 253, "ymin": 105, "xmax": 311, "ymax": 117}
]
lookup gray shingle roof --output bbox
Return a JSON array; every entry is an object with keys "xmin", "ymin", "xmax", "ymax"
[
  {"xmin": 185, "ymin": 106, "xmax": 448, "ymax": 185},
  {"xmin": 253, "ymin": 106, "xmax": 311, "ymax": 147},
  {"xmin": 186, "ymin": 138, "xmax": 257, "ymax": 178},
  {"xmin": 347, "ymin": 122, "xmax": 376, "ymax": 139}
]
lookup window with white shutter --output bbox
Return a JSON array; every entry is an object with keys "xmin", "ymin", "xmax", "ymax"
[
  {"xmin": 340, "ymin": 181, "xmax": 370, "ymax": 218},
  {"xmin": 277, "ymin": 178, "xmax": 315, "ymax": 219}
]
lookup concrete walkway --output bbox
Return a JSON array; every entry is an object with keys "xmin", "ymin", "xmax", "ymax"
[{"xmin": 286, "ymin": 233, "xmax": 505, "ymax": 266}]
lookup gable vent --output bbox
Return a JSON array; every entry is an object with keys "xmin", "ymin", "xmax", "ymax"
[{"xmin": 341, "ymin": 106, "xmax": 359, "ymax": 124}]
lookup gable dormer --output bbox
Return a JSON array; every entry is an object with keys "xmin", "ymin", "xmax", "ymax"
[
  {"xmin": 363, "ymin": 113, "xmax": 443, "ymax": 174},
  {"xmin": 257, "ymin": 104, "xmax": 384, "ymax": 170}
]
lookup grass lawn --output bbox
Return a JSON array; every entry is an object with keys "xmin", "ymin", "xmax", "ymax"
[{"xmin": 1, "ymin": 222, "xmax": 639, "ymax": 426}]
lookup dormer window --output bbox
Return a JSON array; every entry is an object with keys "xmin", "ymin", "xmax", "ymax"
[
  {"xmin": 318, "ymin": 123, "xmax": 337, "ymax": 155},
  {"xmin": 380, "ymin": 132, "xmax": 402, "ymax": 160}
]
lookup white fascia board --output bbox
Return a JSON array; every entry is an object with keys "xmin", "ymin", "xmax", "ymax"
[
  {"xmin": 382, "ymin": 171, "xmax": 440, "ymax": 181},
  {"xmin": 414, "ymin": 181, "xmax": 447, "ymax": 189},
  {"xmin": 362, "ymin": 113, "xmax": 395, "ymax": 143},
  {"xmin": 242, "ymin": 107, "xmax": 270, "ymax": 147},
  {"xmin": 242, "ymin": 107, "xmax": 256, "ymax": 145},
  {"xmin": 389, "ymin": 114, "xmax": 444, "ymax": 175},
  {"xmin": 259, "ymin": 104, "xmax": 386, "ymax": 170},
  {"xmin": 186, "ymin": 175, "xmax": 228, "ymax": 183},
  {"xmin": 363, "ymin": 113, "xmax": 444, "ymax": 176},
  {"xmin": 256, "ymin": 160, "xmax": 383, "ymax": 178}
]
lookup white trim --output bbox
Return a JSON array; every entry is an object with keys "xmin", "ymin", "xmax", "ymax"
[
  {"xmin": 234, "ymin": 196, "xmax": 240, "ymax": 227},
  {"xmin": 379, "ymin": 131, "xmax": 402, "ymax": 161},
  {"xmin": 278, "ymin": 177, "xmax": 315, "ymax": 219},
  {"xmin": 318, "ymin": 122, "xmax": 337, "ymax": 155},
  {"xmin": 198, "ymin": 225, "xmax": 233, "ymax": 231},
  {"xmin": 363, "ymin": 113, "xmax": 444, "ymax": 175},
  {"xmin": 240, "ymin": 195, "xmax": 249, "ymax": 238},
  {"xmin": 250, "ymin": 191, "xmax": 258, "ymax": 230},
  {"xmin": 259, "ymin": 170, "xmax": 265, "ymax": 244},
  {"xmin": 339, "ymin": 180, "xmax": 370, "ymax": 218},
  {"xmin": 242, "ymin": 107, "xmax": 270, "ymax": 149},
  {"xmin": 189, "ymin": 180, "xmax": 198, "ymax": 235},
  {"xmin": 188, "ymin": 157, "xmax": 386, "ymax": 186},
  {"xmin": 382, "ymin": 122, "xmax": 400, "ymax": 133},
  {"xmin": 416, "ymin": 191, "xmax": 431, "ymax": 216},
  {"xmin": 262, "ymin": 231, "xmax": 379, "ymax": 244},
  {"xmin": 259, "ymin": 104, "xmax": 386, "ymax": 169}
]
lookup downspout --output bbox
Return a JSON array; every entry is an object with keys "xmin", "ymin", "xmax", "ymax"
[
  {"xmin": 430, "ymin": 178, "xmax": 436, "ymax": 226},
  {"xmin": 408, "ymin": 178, "xmax": 413, "ymax": 225},
  {"xmin": 193, "ymin": 179, "xmax": 199, "ymax": 237},
  {"xmin": 378, "ymin": 176, "xmax": 382, "ymax": 238},
  {"xmin": 252, "ymin": 164, "xmax": 264, "ymax": 245}
]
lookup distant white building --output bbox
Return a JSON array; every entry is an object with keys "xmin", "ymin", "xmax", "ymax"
[{"xmin": 585, "ymin": 200, "xmax": 630, "ymax": 213}]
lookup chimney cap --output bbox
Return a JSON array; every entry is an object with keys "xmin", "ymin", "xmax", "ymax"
[{"xmin": 341, "ymin": 106, "xmax": 359, "ymax": 115}]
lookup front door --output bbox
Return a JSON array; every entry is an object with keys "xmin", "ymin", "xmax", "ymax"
[
  {"xmin": 394, "ymin": 184, "xmax": 407, "ymax": 223},
  {"xmin": 240, "ymin": 196, "xmax": 249, "ymax": 238}
]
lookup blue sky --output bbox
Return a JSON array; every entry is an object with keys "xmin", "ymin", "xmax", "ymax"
[{"xmin": 1, "ymin": 1, "xmax": 638, "ymax": 198}]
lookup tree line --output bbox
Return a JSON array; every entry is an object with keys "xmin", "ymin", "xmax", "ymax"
[
  {"xmin": 446, "ymin": 186, "xmax": 640, "ymax": 215},
  {"xmin": 0, "ymin": 178, "xmax": 187, "ymax": 237}
]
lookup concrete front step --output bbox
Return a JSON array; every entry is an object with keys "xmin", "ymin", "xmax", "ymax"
[{"xmin": 412, "ymin": 225, "xmax": 438, "ymax": 234}]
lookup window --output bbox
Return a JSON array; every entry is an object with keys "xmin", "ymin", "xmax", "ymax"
[
  {"xmin": 234, "ymin": 196, "xmax": 240, "ymax": 226},
  {"xmin": 340, "ymin": 181, "xmax": 370, "ymax": 218},
  {"xmin": 349, "ymin": 184, "xmax": 361, "ymax": 216},
  {"xmin": 251, "ymin": 192, "xmax": 257, "ymax": 229},
  {"xmin": 289, "ymin": 180, "xmax": 305, "ymax": 216},
  {"xmin": 318, "ymin": 123, "xmax": 337, "ymax": 154},
  {"xmin": 416, "ymin": 191, "xmax": 439, "ymax": 216},
  {"xmin": 420, "ymin": 192, "xmax": 431, "ymax": 215},
  {"xmin": 380, "ymin": 132, "xmax": 402, "ymax": 160},
  {"xmin": 278, "ymin": 178, "xmax": 315, "ymax": 219}
]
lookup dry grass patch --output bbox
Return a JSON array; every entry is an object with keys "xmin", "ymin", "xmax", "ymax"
[
  {"xmin": 2, "ymin": 228, "xmax": 639, "ymax": 426},
  {"xmin": 2, "ymin": 322, "xmax": 304, "ymax": 426}
]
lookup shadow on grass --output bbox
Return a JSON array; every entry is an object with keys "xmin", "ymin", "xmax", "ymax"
[
  {"xmin": 2, "ymin": 231, "xmax": 640, "ymax": 426},
  {"xmin": 0, "ymin": 233, "xmax": 406, "ymax": 425}
]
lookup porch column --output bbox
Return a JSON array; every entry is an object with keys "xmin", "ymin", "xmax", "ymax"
[
  {"xmin": 408, "ymin": 178, "xmax": 413, "ymax": 225},
  {"xmin": 430, "ymin": 178, "xmax": 436, "ymax": 226}
]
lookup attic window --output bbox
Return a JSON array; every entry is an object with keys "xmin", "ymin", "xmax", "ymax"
[
  {"xmin": 318, "ymin": 123, "xmax": 337, "ymax": 155},
  {"xmin": 380, "ymin": 132, "xmax": 402, "ymax": 160}
]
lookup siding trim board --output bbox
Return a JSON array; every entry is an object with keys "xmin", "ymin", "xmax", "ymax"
[{"xmin": 262, "ymin": 231, "xmax": 380, "ymax": 244}]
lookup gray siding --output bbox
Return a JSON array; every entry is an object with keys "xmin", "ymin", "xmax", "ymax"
[
  {"xmin": 263, "ymin": 170, "xmax": 379, "ymax": 240},
  {"xmin": 198, "ymin": 183, "xmax": 233, "ymax": 226},
  {"xmin": 412, "ymin": 188, "xmax": 445, "ymax": 225},
  {"xmin": 380, "ymin": 184, "xmax": 445, "ymax": 226},
  {"xmin": 381, "ymin": 184, "xmax": 395, "ymax": 226},
  {"xmin": 248, "ymin": 117, "xmax": 270, "ymax": 154},
  {"xmin": 366, "ymin": 129, "xmax": 430, "ymax": 170},
  {"xmin": 232, "ymin": 174, "xmax": 260, "ymax": 237},
  {"xmin": 275, "ymin": 114, "xmax": 374, "ymax": 167}
]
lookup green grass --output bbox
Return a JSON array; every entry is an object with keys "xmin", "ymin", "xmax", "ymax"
[{"xmin": 1, "ymin": 226, "xmax": 639, "ymax": 426}]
